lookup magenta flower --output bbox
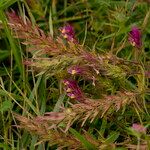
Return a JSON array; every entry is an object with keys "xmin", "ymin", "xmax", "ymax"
[
  {"xmin": 60, "ymin": 24, "xmax": 76, "ymax": 42},
  {"xmin": 63, "ymin": 79, "xmax": 85, "ymax": 102},
  {"xmin": 128, "ymin": 26, "xmax": 142, "ymax": 48},
  {"xmin": 132, "ymin": 123, "xmax": 146, "ymax": 133},
  {"xmin": 67, "ymin": 66, "xmax": 84, "ymax": 75}
]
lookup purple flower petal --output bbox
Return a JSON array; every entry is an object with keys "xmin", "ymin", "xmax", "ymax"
[
  {"xmin": 60, "ymin": 24, "xmax": 76, "ymax": 42},
  {"xmin": 63, "ymin": 79, "xmax": 85, "ymax": 102},
  {"xmin": 67, "ymin": 66, "xmax": 84, "ymax": 75},
  {"xmin": 128, "ymin": 26, "xmax": 142, "ymax": 48},
  {"xmin": 132, "ymin": 123, "xmax": 146, "ymax": 133}
]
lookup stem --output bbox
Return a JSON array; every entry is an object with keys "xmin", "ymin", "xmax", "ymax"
[
  {"xmin": 134, "ymin": 104, "xmax": 143, "ymax": 125},
  {"xmin": 137, "ymin": 137, "xmax": 140, "ymax": 150}
]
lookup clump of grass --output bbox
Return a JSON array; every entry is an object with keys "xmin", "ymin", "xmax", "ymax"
[{"xmin": 0, "ymin": 0, "xmax": 150, "ymax": 149}]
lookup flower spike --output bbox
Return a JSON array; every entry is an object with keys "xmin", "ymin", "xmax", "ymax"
[
  {"xmin": 60, "ymin": 24, "xmax": 76, "ymax": 42},
  {"xmin": 63, "ymin": 79, "xmax": 85, "ymax": 102},
  {"xmin": 128, "ymin": 26, "xmax": 142, "ymax": 48}
]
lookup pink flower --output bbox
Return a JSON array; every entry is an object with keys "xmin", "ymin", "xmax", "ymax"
[
  {"xmin": 132, "ymin": 123, "xmax": 146, "ymax": 133},
  {"xmin": 128, "ymin": 26, "xmax": 142, "ymax": 48},
  {"xmin": 67, "ymin": 66, "xmax": 84, "ymax": 75},
  {"xmin": 60, "ymin": 24, "xmax": 76, "ymax": 42},
  {"xmin": 63, "ymin": 79, "xmax": 85, "ymax": 102}
]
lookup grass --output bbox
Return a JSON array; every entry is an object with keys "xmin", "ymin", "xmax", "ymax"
[{"xmin": 0, "ymin": 0, "xmax": 150, "ymax": 149}]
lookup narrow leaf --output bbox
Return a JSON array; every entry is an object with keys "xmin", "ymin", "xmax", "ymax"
[{"xmin": 69, "ymin": 128, "xmax": 97, "ymax": 150}]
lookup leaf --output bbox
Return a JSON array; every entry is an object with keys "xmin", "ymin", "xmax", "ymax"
[
  {"xmin": 0, "ymin": 50, "xmax": 10, "ymax": 61},
  {"xmin": 0, "ymin": 100, "xmax": 12, "ymax": 112},
  {"xmin": 126, "ymin": 127, "xmax": 141, "ymax": 138},
  {"xmin": 99, "ymin": 118, "xmax": 107, "ymax": 136},
  {"xmin": 69, "ymin": 128, "xmax": 97, "ymax": 150},
  {"xmin": 53, "ymin": 93, "xmax": 65, "ymax": 112},
  {"xmin": 0, "ymin": 0, "xmax": 18, "ymax": 10},
  {"xmin": 105, "ymin": 131, "xmax": 120, "ymax": 143},
  {"xmin": 0, "ymin": 143, "xmax": 10, "ymax": 150},
  {"xmin": 0, "ymin": 11, "xmax": 24, "ymax": 75}
]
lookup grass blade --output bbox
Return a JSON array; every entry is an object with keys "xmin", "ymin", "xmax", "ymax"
[{"xmin": 69, "ymin": 128, "xmax": 97, "ymax": 150}]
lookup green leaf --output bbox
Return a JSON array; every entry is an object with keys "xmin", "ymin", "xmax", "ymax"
[
  {"xmin": 99, "ymin": 118, "xmax": 107, "ymax": 136},
  {"xmin": 69, "ymin": 128, "xmax": 97, "ymax": 150},
  {"xmin": 105, "ymin": 131, "xmax": 120, "ymax": 143},
  {"xmin": 0, "ymin": 100, "xmax": 12, "ymax": 112},
  {"xmin": 0, "ymin": 50, "xmax": 10, "ymax": 61},
  {"xmin": 0, "ymin": 11, "xmax": 24, "ymax": 75},
  {"xmin": 126, "ymin": 127, "xmax": 141, "ymax": 138},
  {"xmin": 0, "ymin": 143, "xmax": 10, "ymax": 150},
  {"xmin": 53, "ymin": 93, "xmax": 65, "ymax": 112},
  {"xmin": 0, "ymin": 0, "xmax": 19, "ymax": 10}
]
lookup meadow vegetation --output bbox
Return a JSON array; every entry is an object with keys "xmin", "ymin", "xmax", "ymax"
[{"xmin": 0, "ymin": 0, "xmax": 150, "ymax": 149}]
